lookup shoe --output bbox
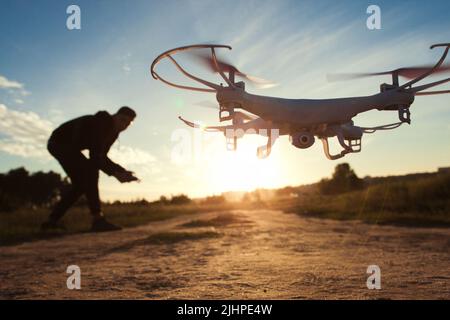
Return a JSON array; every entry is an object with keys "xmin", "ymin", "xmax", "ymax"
[
  {"xmin": 91, "ymin": 218, "xmax": 122, "ymax": 232},
  {"xmin": 40, "ymin": 220, "xmax": 66, "ymax": 232}
]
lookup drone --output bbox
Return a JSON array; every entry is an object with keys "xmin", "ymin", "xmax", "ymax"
[{"xmin": 151, "ymin": 44, "xmax": 450, "ymax": 160}]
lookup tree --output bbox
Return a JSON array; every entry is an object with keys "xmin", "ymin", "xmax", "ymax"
[
  {"xmin": 201, "ymin": 195, "xmax": 226, "ymax": 205},
  {"xmin": 28, "ymin": 171, "xmax": 65, "ymax": 206},
  {"xmin": 170, "ymin": 194, "xmax": 191, "ymax": 205},
  {"xmin": 0, "ymin": 167, "xmax": 66, "ymax": 211},
  {"xmin": 159, "ymin": 195, "xmax": 169, "ymax": 205},
  {"xmin": 319, "ymin": 163, "xmax": 364, "ymax": 195}
]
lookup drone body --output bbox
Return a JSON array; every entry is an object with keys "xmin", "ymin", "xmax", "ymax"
[{"xmin": 151, "ymin": 44, "xmax": 450, "ymax": 160}]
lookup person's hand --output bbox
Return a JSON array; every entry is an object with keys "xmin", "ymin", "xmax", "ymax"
[{"xmin": 114, "ymin": 170, "xmax": 139, "ymax": 183}]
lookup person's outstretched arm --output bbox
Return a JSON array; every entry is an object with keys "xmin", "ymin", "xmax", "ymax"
[{"xmin": 89, "ymin": 112, "xmax": 127, "ymax": 177}]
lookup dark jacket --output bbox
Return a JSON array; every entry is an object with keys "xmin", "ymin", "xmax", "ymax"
[{"xmin": 48, "ymin": 111, "xmax": 125, "ymax": 176}]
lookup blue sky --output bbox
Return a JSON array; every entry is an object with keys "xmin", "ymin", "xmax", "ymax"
[{"xmin": 1, "ymin": 0, "xmax": 450, "ymax": 200}]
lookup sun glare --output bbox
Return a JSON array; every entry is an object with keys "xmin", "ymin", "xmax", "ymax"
[{"xmin": 196, "ymin": 134, "xmax": 285, "ymax": 193}]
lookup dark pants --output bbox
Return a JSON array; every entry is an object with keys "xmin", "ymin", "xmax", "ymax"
[{"xmin": 47, "ymin": 138, "xmax": 101, "ymax": 222}]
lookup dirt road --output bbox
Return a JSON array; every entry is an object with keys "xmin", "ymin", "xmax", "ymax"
[{"xmin": 0, "ymin": 210, "xmax": 449, "ymax": 299}]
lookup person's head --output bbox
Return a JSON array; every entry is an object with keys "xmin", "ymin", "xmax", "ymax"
[{"xmin": 113, "ymin": 106, "xmax": 136, "ymax": 132}]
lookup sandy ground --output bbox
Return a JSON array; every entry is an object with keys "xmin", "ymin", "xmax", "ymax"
[{"xmin": 0, "ymin": 209, "xmax": 449, "ymax": 299}]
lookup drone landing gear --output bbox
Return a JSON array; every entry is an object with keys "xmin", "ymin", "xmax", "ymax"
[
  {"xmin": 257, "ymin": 131, "xmax": 278, "ymax": 159},
  {"xmin": 321, "ymin": 132, "xmax": 361, "ymax": 160},
  {"xmin": 321, "ymin": 138, "xmax": 350, "ymax": 160},
  {"xmin": 226, "ymin": 136, "xmax": 237, "ymax": 151},
  {"xmin": 225, "ymin": 128, "xmax": 278, "ymax": 159},
  {"xmin": 220, "ymin": 105, "xmax": 234, "ymax": 122}
]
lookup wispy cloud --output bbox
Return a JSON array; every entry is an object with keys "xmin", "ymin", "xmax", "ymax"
[
  {"xmin": 0, "ymin": 75, "xmax": 23, "ymax": 90},
  {"xmin": 109, "ymin": 144, "xmax": 160, "ymax": 177},
  {"xmin": 109, "ymin": 145, "xmax": 157, "ymax": 166},
  {"xmin": 0, "ymin": 74, "xmax": 31, "ymax": 100},
  {"xmin": 0, "ymin": 104, "xmax": 53, "ymax": 158},
  {"xmin": 118, "ymin": 53, "xmax": 132, "ymax": 75}
]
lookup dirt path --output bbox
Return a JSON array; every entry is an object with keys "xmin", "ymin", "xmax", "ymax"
[{"xmin": 0, "ymin": 210, "xmax": 449, "ymax": 299}]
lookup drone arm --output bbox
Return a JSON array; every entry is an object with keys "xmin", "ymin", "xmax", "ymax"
[{"xmin": 399, "ymin": 43, "xmax": 450, "ymax": 89}]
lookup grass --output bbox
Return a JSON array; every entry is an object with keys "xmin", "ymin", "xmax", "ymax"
[
  {"xmin": 271, "ymin": 173, "xmax": 450, "ymax": 227},
  {"xmin": 1, "ymin": 173, "xmax": 449, "ymax": 246},
  {"xmin": 0, "ymin": 202, "xmax": 235, "ymax": 246}
]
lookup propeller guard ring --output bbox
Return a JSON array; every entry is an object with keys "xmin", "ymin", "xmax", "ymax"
[{"xmin": 150, "ymin": 44, "xmax": 233, "ymax": 93}]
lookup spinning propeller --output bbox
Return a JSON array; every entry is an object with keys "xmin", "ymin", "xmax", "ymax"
[
  {"xmin": 327, "ymin": 46, "xmax": 450, "ymax": 95},
  {"xmin": 188, "ymin": 50, "xmax": 278, "ymax": 89},
  {"xmin": 327, "ymin": 64, "xmax": 450, "ymax": 81}
]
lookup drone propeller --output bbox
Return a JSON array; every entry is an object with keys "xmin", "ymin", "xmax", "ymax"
[
  {"xmin": 327, "ymin": 64, "xmax": 450, "ymax": 82},
  {"xmin": 189, "ymin": 51, "xmax": 278, "ymax": 88}
]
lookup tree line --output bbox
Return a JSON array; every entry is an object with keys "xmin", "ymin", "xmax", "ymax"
[
  {"xmin": 0, "ymin": 167, "xmax": 66, "ymax": 212},
  {"xmin": 0, "ymin": 163, "xmax": 366, "ymax": 212}
]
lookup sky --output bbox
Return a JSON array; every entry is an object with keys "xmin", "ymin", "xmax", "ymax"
[{"xmin": 0, "ymin": 0, "xmax": 450, "ymax": 201}]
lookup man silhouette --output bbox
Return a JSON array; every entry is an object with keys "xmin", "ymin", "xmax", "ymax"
[{"xmin": 41, "ymin": 106, "xmax": 138, "ymax": 232}]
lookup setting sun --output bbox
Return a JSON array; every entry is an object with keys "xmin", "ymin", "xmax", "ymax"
[
  {"xmin": 205, "ymin": 136, "xmax": 285, "ymax": 192},
  {"xmin": 174, "ymin": 132, "xmax": 286, "ymax": 195}
]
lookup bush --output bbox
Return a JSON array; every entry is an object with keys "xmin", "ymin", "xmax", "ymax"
[
  {"xmin": 201, "ymin": 195, "xmax": 226, "ymax": 205},
  {"xmin": 315, "ymin": 172, "xmax": 450, "ymax": 217},
  {"xmin": 319, "ymin": 163, "xmax": 364, "ymax": 195},
  {"xmin": 169, "ymin": 194, "xmax": 191, "ymax": 205}
]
